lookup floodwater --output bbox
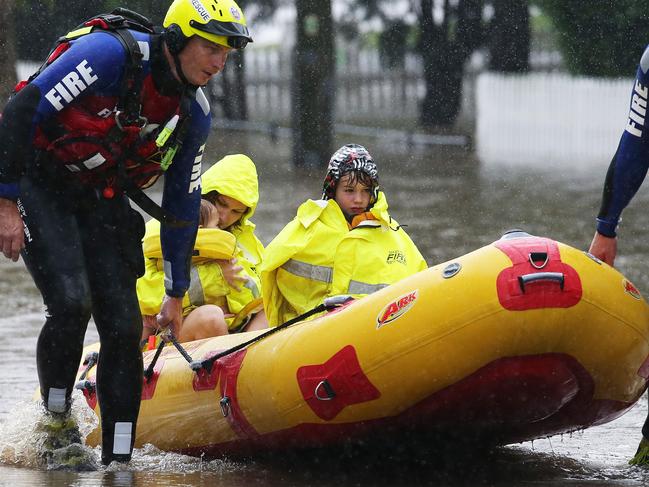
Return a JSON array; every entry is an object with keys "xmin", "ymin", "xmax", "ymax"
[{"xmin": 1, "ymin": 129, "xmax": 649, "ymax": 486}]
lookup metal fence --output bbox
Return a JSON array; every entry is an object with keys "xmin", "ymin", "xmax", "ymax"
[{"xmin": 240, "ymin": 47, "xmax": 428, "ymax": 127}]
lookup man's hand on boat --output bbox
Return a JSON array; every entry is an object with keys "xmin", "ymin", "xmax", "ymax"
[
  {"xmin": 217, "ymin": 258, "xmax": 246, "ymax": 291},
  {"xmin": 588, "ymin": 231, "xmax": 617, "ymax": 266},
  {"xmin": 0, "ymin": 197, "xmax": 24, "ymax": 262},
  {"xmin": 156, "ymin": 295, "xmax": 184, "ymax": 340}
]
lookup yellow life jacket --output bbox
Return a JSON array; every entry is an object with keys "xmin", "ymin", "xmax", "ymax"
[
  {"xmin": 260, "ymin": 192, "xmax": 427, "ymax": 326},
  {"xmin": 137, "ymin": 220, "xmax": 233, "ymax": 314}
]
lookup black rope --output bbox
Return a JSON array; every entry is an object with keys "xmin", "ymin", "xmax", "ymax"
[
  {"xmin": 79, "ymin": 351, "xmax": 99, "ymax": 381},
  {"xmin": 192, "ymin": 302, "xmax": 329, "ymax": 372},
  {"xmin": 143, "ymin": 337, "xmax": 166, "ymax": 381},
  {"xmin": 142, "ymin": 331, "xmax": 196, "ymax": 380},
  {"xmin": 169, "ymin": 334, "xmax": 195, "ymax": 364},
  {"xmin": 142, "ymin": 296, "xmax": 354, "ymax": 378}
]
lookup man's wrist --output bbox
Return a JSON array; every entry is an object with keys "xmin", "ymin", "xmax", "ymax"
[
  {"xmin": 0, "ymin": 183, "xmax": 19, "ymax": 201},
  {"xmin": 596, "ymin": 218, "xmax": 617, "ymax": 238},
  {"xmin": 164, "ymin": 290, "xmax": 185, "ymax": 299}
]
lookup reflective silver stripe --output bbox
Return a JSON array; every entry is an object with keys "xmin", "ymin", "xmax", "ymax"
[
  {"xmin": 113, "ymin": 422, "xmax": 133, "ymax": 455},
  {"xmin": 196, "ymin": 87, "xmax": 210, "ymax": 116},
  {"xmin": 187, "ymin": 266, "xmax": 205, "ymax": 308},
  {"xmin": 281, "ymin": 259, "xmax": 333, "ymax": 283},
  {"xmin": 244, "ymin": 277, "xmax": 261, "ymax": 298},
  {"xmin": 47, "ymin": 387, "xmax": 67, "ymax": 413},
  {"xmin": 137, "ymin": 41, "xmax": 150, "ymax": 61},
  {"xmin": 163, "ymin": 260, "xmax": 173, "ymax": 292},
  {"xmin": 81, "ymin": 153, "xmax": 106, "ymax": 170},
  {"xmin": 347, "ymin": 280, "xmax": 388, "ymax": 295}
]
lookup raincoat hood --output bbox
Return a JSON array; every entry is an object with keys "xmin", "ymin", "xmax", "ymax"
[{"xmin": 201, "ymin": 154, "xmax": 259, "ymax": 224}]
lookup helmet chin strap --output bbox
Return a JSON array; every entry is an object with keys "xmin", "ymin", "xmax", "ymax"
[
  {"xmin": 171, "ymin": 50, "xmax": 195, "ymax": 88},
  {"xmin": 164, "ymin": 35, "xmax": 198, "ymax": 89}
]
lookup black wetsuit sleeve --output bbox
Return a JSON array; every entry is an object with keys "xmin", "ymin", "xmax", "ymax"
[
  {"xmin": 0, "ymin": 84, "xmax": 42, "ymax": 198},
  {"xmin": 159, "ymin": 91, "xmax": 211, "ymax": 296},
  {"xmin": 595, "ymin": 45, "xmax": 649, "ymax": 237}
]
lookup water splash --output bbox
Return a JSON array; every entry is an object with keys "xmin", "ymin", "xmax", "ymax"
[{"xmin": 0, "ymin": 390, "xmax": 99, "ymax": 469}]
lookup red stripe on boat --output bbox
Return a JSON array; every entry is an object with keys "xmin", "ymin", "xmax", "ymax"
[
  {"xmin": 141, "ymin": 348, "xmax": 168, "ymax": 401},
  {"xmin": 82, "ymin": 382, "xmax": 97, "ymax": 410},
  {"xmin": 193, "ymin": 349, "xmax": 231, "ymax": 391},
  {"xmin": 219, "ymin": 350, "xmax": 258, "ymax": 438}
]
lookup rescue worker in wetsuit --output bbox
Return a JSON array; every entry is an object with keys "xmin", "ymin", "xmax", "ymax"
[
  {"xmin": 0, "ymin": 0, "xmax": 251, "ymax": 465},
  {"xmin": 588, "ymin": 45, "xmax": 649, "ymax": 466},
  {"xmin": 260, "ymin": 144, "xmax": 428, "ymax": 326}
]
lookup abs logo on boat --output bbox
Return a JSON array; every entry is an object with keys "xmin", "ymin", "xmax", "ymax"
[
  {"xmin": 623, "ymin": 279, "xmax": 642, "ymax": 300},
  {"xmin": 377, "ymin": 289, "xmax": 418, "ymax": 329}
]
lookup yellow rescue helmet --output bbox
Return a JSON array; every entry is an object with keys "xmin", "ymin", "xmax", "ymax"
[{"xmin": 163, "ymin": 0, "xmax": 252, "ymax": 52}]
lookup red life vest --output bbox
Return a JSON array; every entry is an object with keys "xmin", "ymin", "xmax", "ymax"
[
  {"xmin": 17, "ymin": 10, "xmax": 186, "ymax": 193},
  {"xmin": 32, "ymin": 76, "xmax": 182, "ymax": 190}
]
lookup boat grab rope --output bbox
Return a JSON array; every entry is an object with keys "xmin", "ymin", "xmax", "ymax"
[
  {"xmin": 74, "ymin": 351, "xmax": 99, "ymax": 391},
  {"xmin": 143, "ymin": 335, "xmax": 167, "ymax": 382},
  {"xmin": 142, "ymin": 295, "xmax": 355, "ymax": 378},
  {"xmin": 143, "ymin": 329, "xmax": 198, "ymax": 381}
]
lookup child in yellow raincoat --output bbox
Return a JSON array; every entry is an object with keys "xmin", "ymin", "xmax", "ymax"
[
  {"xmin": 137, "ymin": 154, "xmax": 266, "ymax": 342},
  {"xmin": 260, "ymin": 143, "xmax": 427, "ymax": 326}
]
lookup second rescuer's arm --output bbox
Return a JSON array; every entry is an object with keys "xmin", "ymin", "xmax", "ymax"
[
  {"xmin": 590, "ymin": 46, "xmax": 649, "ymax": 265},
  {"xmin": 156, "ymin": 89, "xmax": 211, "ymax": 336}
]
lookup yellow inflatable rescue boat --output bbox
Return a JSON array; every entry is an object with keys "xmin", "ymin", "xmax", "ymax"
[{"xmin": 73, "ymin": 232, "xmax": 649, "ymax": 456}]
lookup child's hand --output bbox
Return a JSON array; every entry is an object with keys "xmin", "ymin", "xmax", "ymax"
[
  {"xmin": 199, "ymin": 199, "xmax": 220, "ymax": 228},
  {"xmin": 217, "ymin": 258, "xmax": 246, "ymax": 291}
]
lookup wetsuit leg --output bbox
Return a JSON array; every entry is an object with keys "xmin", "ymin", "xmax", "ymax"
[
  {"xmin": 19, "ymin": 177, "xmax": 92, "ymax": 415},
  {"xmin": 77, "ymin": 196, "xmax": 144, "ymax": 464},
  {"xmin": 643, "ymin": 395, "xmax": 649, "ymax": 439}
]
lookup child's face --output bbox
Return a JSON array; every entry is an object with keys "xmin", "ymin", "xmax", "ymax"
[
  {"xmin": 213, "ymin": 194, "xmax": 248, "ymax": 230},
  {"xmin": 334, "ymin": 173, "xmax": 372, "ymax": 219}
]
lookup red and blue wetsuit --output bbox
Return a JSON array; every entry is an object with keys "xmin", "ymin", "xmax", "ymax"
[
  {"xmin": 0, "ymin": 28, "xmax": 209, "ymax": 463},
  {"xmin": 596, "ymin": 46, "xmax": 649, "ymax": 237}
]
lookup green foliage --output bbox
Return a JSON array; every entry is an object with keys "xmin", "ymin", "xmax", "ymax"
[{"xmin": 535, "ymin": 0, "xmax": 649, "ymax": 77}]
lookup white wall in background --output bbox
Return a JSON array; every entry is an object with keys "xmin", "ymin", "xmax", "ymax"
[{"xmin": 476, "ymin": 73, "xmax": 633, "ymax": 166}]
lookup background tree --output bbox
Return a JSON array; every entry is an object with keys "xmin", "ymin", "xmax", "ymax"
[
  {"xmin": 488, "ymin": 0, "xmax": 529, "ymax": 72},
  {"xmin": 417, "ymin": 0, "xmax": 484, "ymax": 128},
  {"xmin": 378, "ymin": 20, "xmax": 410, "ymax": 70},
  {"xmin": 0, "ymin": 0, "xmax": 17, "ymax": 101},
  {"xmin": 536, "ymin": 1, "xmax": 649, "ymax": 77},
  {"xmin": 212, "ymin": 0, "xmax": 278, "ymax": 121},
  {"xmin": 292, "ymin": 0, "xmax": 334, "ymax": 167},
  {"xmin": 15, "ymin": 0, "xmax": 104, "ymax": 61}
]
